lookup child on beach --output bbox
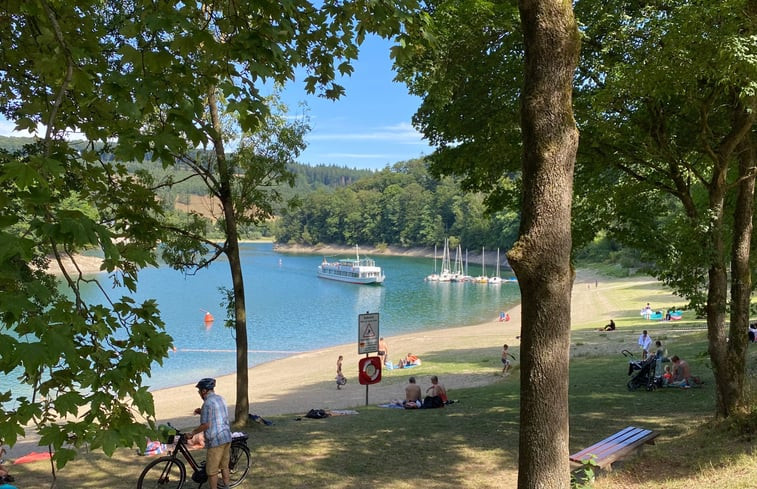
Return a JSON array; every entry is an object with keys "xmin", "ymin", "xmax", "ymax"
[
  {"xmin": 335, "ymin": 355, "xmax": 346, "ymax": 389},
  {"xmin": 501, "ymin": 344, "xmax": 514, "ymax": 376}
]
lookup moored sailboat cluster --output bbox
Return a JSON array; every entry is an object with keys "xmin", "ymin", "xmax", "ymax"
[{"xmin": 425, "ymin": 241, "xmax": 515, "ymax": 284}]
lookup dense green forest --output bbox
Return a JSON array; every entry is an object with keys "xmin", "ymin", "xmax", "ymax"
[
  {"xmin": 272, "ymin": 158, "xmax": 521, "ymax": 250},
  {"xmin": 0, "ymin": 136, "xmax": 519, "ymax": 250}
]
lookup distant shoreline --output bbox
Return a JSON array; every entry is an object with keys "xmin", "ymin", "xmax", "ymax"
[
  {"xmin": 274, "ymin": 242, "xmax": 510, "ymax": 268},
  {"xmin": 46, "ymin": 241, "xmax": 510, "ymax": 276}
]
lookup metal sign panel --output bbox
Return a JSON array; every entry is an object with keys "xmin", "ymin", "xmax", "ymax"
[{"xmin": 358, "ymin": 312, "xmax": 379, "ymax": 354}]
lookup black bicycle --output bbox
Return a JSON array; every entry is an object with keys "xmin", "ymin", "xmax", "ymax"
[{"xmin": 137, "ymin": 425, "xmax": 251, "ymax": 488}]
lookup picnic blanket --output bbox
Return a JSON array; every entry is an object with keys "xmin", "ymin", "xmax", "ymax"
[
  {"xmin": 13, "ymin": 451, "xmax": 51, "ymax": 464},
  {"xmin": 384, "ymin": 362, "xmax": 419, "ymax": 370}
]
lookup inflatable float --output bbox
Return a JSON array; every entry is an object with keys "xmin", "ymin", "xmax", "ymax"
[{"xmin": 641, "ymin": 310, "xmax": 683, "ymax": 320}]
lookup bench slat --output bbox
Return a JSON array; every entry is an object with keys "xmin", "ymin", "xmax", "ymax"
[
  {"xmin": 570, "ymin": 426, "xmax": 637, "ymax": 459},
  {"xmin": 570, "ymin": 426, "xmax": 659, "ymax": 468},
  {"xmin": 572, "ymin": 429, "xmax": 653, "ymax": 461}
]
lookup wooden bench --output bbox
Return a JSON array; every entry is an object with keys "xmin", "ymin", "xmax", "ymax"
[{"xmin": 570, "ymin": 426, "xmax": 660, "ymax": 471}]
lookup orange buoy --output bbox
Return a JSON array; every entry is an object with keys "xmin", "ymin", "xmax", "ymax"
[{"xmin": 204, "ymin": 312, "xmax": 214, "ymax": 322}]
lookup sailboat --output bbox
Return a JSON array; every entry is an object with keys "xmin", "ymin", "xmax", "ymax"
[
  {"xmin": 475, "ymin": 247, "xmax": 489, "ymax": 283},
  {"xmin": 437, "ymin": 238, "xmax": 453, "ymax": 282},
  {"xmin": 488, "ymin": 248, "xmax": 503, "ymax": 285},
  {"xmin": 450, "ymin": 244, "xmax": 465, "ymax": 281},
  {"xmin": 426, "ymin": 244, "xmax": 439, "ymax": 281}
]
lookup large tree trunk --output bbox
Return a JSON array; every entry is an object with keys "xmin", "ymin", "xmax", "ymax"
[
  {"xmin": 509, "ymin": 1, "xmax": 579, "ymax": 488},
  {"xmin": 705, "ymin": 102, "xmax": 755, "ymax": 418},
  {"xmin": 725, "ymin": 134, "xmax": 755, "ymax": 416},
  {"xmin": 208, "ymin": 88, "xmax": 250, "ymax": 426}
]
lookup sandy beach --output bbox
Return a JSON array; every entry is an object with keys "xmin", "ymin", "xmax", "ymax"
[
  {"xmin": 149, "ymin": 269, "xmax": 622, "ymax": 428},
  {"xmin": 15, "ymin": 258, "xmax": 675, "ymax": 458}
]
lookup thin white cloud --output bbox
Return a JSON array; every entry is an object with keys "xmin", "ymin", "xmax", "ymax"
[
  {"xmin": 0, "ymin": 117, "xmax": 89, "ymax": 141},
  {"xmin": 0, "ymin": 118, "xmax": 36, "ymax": 138},
  {"xmin": 308, "ymin": 121, "xmax": 427, "ymax": 145},
  {"xmin": 322, "ymin": 153, "xmax": 403, "ymax": 159}
]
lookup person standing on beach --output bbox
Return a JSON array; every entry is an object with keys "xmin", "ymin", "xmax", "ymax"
[
  {"xmin": 378, "ymin": 337, "xmax": 389, "ymax": 366},
  {"xmin": 336, "ymin": 355, "xmax": 346, "ymax": 389},
  {"xmin": 189, "ymin": 378, "xmax": 231, "ymax": 489},
  {"xmin": 501, "ymin": 344, "xmax": 513, "ymax": 376}
]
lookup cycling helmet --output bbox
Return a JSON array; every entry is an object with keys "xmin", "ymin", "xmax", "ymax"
[{"xmin": 195, "ymin": 378, "xmax": 216, "ymax": 390}]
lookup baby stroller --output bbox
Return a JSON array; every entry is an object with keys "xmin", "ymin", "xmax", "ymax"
[{"xmin": 622, "ymin": 350, "xmax": 662, "ymax": 391}]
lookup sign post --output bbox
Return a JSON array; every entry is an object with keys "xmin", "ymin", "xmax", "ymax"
[{"xmin": 358, "ymin": 312, "xmax": 380, "ymax": 405}]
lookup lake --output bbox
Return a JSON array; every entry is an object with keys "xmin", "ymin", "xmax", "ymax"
[{"xmin": 3, "ymin": 243, "xmax": 521, "ymax": 396}]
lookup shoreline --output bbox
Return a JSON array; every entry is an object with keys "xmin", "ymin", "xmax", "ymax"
[
  {"xmin": 46, "ymin": 241, "xmax": 511, "ymax": 277},
  {"xmin": 148, "ymin": 268, "xmax": 668, "ymax": 428},
  {"xmin": 149, "ymin": 306, "xmax": 525, "ymax": 428},
  {"xmin": 11, "ymin": 268, "xmax": 684, "ymax": 458},
  {"xmin": 275, "ymin": 242, "xmax": 511, "ymax": 268}
]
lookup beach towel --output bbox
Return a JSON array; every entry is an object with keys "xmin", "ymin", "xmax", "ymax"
[
  {"xmin": 13, "ymin": 451, "xmax": 51, "ymax": 464},
  {"xmin": 248, "ymin": 413, "xmax": 274, "ymax": 426},
  {"xmin": 378, "ymin": 403, "xmax": 405, "ymax": 408},
  {"xmin": 139, "ymin": 440, "xmax": 168, "ymax": 456}
]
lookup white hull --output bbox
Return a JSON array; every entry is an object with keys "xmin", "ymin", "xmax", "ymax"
[
  {"xmin": 317, "ymin": 269, "xmax": 385, "ymax": 284},
  {"xmin": 317, "ymin": 246, "xmax": 385, "ymax": 285}
]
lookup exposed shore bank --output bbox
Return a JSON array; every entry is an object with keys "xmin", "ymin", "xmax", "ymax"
[{"xmin": 275, "ymin": 242, "xmax": 510, "ymax": 268}]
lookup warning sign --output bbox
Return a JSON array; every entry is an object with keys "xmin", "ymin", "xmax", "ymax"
[{"xmin": 358, "ymin": 313, "xmax": 380, "ymax": 354}]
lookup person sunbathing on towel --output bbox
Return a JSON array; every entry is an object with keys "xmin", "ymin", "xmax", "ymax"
[{"xmin": 404, "ymin": 353, "xmax": 421, "ymax": 366}]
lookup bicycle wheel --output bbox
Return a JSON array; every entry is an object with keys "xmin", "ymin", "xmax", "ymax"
[
  {"xmin": 228, "ymin": 443, "xmax": 251, "ymax": 487},
  {"xmin": 137, "ymin": 456, "xmax": 186, "ymax": 489}
]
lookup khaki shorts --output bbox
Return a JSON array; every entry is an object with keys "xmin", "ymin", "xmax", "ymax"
[{"xmin": 206, "ymin": 442, "xmax": 231, "ymax": 476}]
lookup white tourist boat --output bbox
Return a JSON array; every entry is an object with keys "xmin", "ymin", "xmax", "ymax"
[{"xmin": 317, "ymin": 246, "xmax": 385, "ymax": 285}]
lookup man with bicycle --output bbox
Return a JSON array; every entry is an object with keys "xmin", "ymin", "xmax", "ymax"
[{"xmin": 188, "ymin": 378, "xmax": 232, "ymax": 489}]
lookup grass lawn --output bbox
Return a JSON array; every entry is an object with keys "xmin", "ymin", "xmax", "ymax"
[{"xmin": 8, "ymin": 275, "xmax": 757, "ymax": 489}]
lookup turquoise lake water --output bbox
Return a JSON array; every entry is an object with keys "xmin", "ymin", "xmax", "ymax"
[{"xmin": 3, "ymin": 243, "xmax": 521, "ymax": 397}]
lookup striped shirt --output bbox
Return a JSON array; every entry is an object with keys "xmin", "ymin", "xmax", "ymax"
[{"xmin": 200, "ymin": 392, "xmax": 232, "ymax": 448}]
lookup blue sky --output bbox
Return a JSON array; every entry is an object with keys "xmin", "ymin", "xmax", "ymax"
[
  {"xmin": 0, "ymin": 36, "xmax": 432, "ymax": 171},
  {"xmin": 280, "ymin": 35, "xmax": 433, "ymax": 170}
]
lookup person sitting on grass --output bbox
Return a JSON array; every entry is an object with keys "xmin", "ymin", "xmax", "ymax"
[
  {"xmin": 422, "ymin": 375, "xmax": 448, "ymax": 408},
  {"xmin": 662, "ymin": 365, "xmax": 673, "ymax": 386},
  {"xmin": 0, "ymin": 445, "xmax": 13, "ymax": 485},
  {"xmin": 403, "ymin": 377, "xmax": 422, "ymax": 409},
  {"xmin": 669, "ymin": 355, "xmax": 702, "ymax": 388},
  {"xmin": 602, "ymin": 319, "xmax": 616, "ymax": 331},
  {"xmin": 398, "ymin": 353, "xmax": 421, "ymax": 368}
]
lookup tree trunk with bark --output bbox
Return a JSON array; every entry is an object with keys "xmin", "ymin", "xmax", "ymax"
[
  {"xmin": 208, "ymin": 88, "xmax": 250, "ymax": 426},
  {"xmin": 725, "ymin": 133, "xmax": 755, "ymax": 416},
  {"xmin": 704, "ymin": 102, "xmax": 755, "ymax": 418},
  {"xmin": 509, "ymin": 1, "xmax": 580, "ymax": 488}
]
